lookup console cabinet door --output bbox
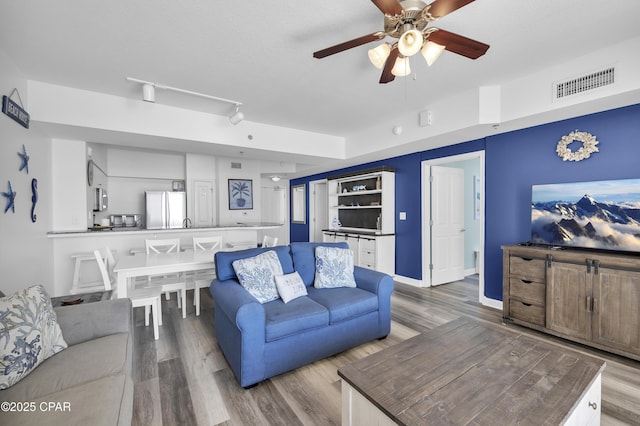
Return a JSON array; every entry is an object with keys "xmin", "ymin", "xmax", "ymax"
[
  {"xmin": 591, "ymin": 267, "xmax": 640, "ymax": 355},
  {"xmin": 546, "ymin": 262, "xmax": 590, "ymax": 341}
]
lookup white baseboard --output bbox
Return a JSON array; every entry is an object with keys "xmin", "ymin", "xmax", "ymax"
[
  {"xmin": 464, "ymin": 268, "xmax": 477, "ymax": 276},
  {"xmin": 393, "ymin": 273, "xmax": 504, "ymax": 311},
  {"xmin": 393, "ymin": 275, "xmax": 425, "ymax": 287},
  {"xmin": 481, "ymin": 297, "xmax": 503, "ymax": 310}
]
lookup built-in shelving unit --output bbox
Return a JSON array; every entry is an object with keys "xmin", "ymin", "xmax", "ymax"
[
  {"xmin": 328, "ymin": 167, "xmax": 394, "ymax": 233},
  {"xmin": 325, "ymin": 167, "xmax": 395, "ymax": 276}
]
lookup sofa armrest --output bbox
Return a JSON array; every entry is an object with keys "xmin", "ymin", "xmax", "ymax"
[
  {"xmin": 54, "ymin": 298, "xmax": 133, "ymax": 346},
  {"xmin": 354, "ymin": 266, "xmax": 394, "ymax": 337},
  {"xmin": 210, "ymin": 279, "xmax": 265, "ymax": 330},
  {"xmin": 354, "ymin": 266, "xmax": 394, "ymax": 296}
]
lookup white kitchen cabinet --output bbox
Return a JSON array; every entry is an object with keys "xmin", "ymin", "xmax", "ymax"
[{"xmin": 322, "ymin": 231, "xmax": 395, "ymax": 276}]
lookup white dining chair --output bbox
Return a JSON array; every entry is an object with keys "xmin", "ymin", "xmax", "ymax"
[
  {"xmin": 144, "ymin": 238, "xmax": 187, "ymax": 319},
  {"xmin": 94, "ymin": 247, "xmax": 162, "ymax": 340},
  {"xmin": 187, "ymin": 236, "xmax": 223, "ymax": 316},
  {"xmin": 69, "ymin": 252, "xmax": 103, "ymax": 294},
  {"xmin": 262, "ymin": 235, "xmax": 278, "ymax": 247}
]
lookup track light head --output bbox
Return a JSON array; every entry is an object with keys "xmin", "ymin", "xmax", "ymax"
[
  {"xmin": 142, "ymin": 83, "xmax": 155, "ymax": 102},
  {"xmin": 229, "ymin": 104, "xmax": 244, "ymax": 125}
]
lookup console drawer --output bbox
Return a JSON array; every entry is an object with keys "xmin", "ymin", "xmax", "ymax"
[
  {"xmin": 509, "ymin": 256, "xmax": 546, "ymax": 281},
  {"xmin": 509, "ymin": 277, "xmax": 545, "ymax": 305},
  {"xmin": 510, "ymin": 299, "xmax": 545, "ymax": 326}
]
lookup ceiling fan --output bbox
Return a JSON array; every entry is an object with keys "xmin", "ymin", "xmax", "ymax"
[{"xmin": 313, "ymin": 0, "xmax": 489, "ymax": 84}]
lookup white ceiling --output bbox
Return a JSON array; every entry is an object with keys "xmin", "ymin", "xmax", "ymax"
[{"xmin": 2, "ymin": 0, "xmax": 640, "ymax": 173}]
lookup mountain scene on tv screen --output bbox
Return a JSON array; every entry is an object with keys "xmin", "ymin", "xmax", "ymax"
[{"xmin": 531, "ymin": 185, "xmax": 640, "ymax": 252}]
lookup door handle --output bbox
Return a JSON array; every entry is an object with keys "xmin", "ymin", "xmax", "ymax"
[{"xmin": 460, "ymin": 228, "xmax": 466, "ymax": 232}]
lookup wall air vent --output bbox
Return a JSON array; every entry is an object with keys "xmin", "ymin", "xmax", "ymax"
[
  {"xmin": 555, "ymin": 67, "xmax": 615, "ymax": 99},
  {"xmin": 231, "ymin": 162, "xmax": 242, "ymax": 169}
]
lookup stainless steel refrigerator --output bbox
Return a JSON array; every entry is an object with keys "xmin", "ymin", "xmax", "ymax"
[{"xmin": 145, "ymin": 191, "xmax": 186, "ymax": 229}]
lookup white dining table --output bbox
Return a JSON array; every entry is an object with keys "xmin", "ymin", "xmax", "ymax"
[{"xmin": 113, "ymin": 251, "xmax": 215, "ymax": 299}]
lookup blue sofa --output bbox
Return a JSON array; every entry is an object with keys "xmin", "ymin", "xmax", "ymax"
[{"xmin": 210, "ymin": 242, "xmax": 394, "ymax": 388}]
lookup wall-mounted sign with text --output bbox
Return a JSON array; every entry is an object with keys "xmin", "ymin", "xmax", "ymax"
[{"xmin": 2, "ymin": 95, "xmax": 30, "ymax": 129}]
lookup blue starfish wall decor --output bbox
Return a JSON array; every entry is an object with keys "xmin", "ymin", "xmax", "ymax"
[
  {"xmin": 18, "ymin": 144, "xmax": 29, "ymax": 174},
  {"xmin": 2, "ymin": 181, "xmax": 16, "ymax": 213}
]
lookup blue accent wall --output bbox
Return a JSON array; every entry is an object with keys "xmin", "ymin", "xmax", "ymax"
[{"xmin": 292, "ymin": 103, "xmax": 640, "ymax": 301}]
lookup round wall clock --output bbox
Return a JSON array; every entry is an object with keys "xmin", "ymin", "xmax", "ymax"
[{"xmin": 87, "ymin": 160, "xmax": 94, "ymax": 186}]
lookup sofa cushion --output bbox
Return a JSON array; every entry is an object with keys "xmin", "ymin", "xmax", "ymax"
[
  {"xmin": 1, "ymin": 332, "xmax": 129, "ymax": 401},
  {"xmin": 314, "ymin": 246, "xmax": 357, "ymax": 289},
  {"xmin": 0, "ymin": 374, "xmax": 133, "ymax": 426},
  {"xmin": 232, "ymin": 250, "xmax": 283, "ymax": 303},
  {"xmin": 0, "ymin": 285, "xmax": 67, "ymax": 389},
  {"xmin": 264, "ymin": 297, "xmax": 329, "ymax": 342},
  {"xmin": 274, "ymin": 272, "xmax": 308, "ymax": 303},
  {"xmin": 216, "ymin": 245, "xmax": 294, "ymax": 281},
  {"xmin": 290, "ymin": 242, "xmax": 349, "ymax": 286},
  {"xmin": 307, "ymin": 287, "xmax": 378, "ymax": 324}
]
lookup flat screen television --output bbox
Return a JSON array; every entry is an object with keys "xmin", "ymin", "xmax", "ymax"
[{"xmin": 531, "ymin": 178, "xmax": 640, "ymax": 253}]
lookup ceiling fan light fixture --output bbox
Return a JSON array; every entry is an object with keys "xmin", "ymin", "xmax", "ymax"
[
  {"xmin": 421, "ymin": 40, "xmax": 446, "ymax": 66},
  {"xmin": 391, "ymin": 56, "xmax": 411, "ymax": 77},
  {"xmin": 368, "ymin": 43, "xmax": 391, "ymax": 69},
  {"xmin": 398, "ymin": 29, "xmax": 424, "ymax": 57}
]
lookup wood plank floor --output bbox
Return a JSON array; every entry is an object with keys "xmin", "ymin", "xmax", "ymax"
[{"xmin": 132, "ymin": 276, "xmax": 640, "ymax": 425}]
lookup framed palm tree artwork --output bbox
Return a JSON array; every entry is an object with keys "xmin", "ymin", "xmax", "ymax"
[{"xmin": 228, "ymin": 179, "xmax": 253, "ymax": 210}]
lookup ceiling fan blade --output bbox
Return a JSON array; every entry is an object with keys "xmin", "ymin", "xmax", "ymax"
[
  {"xmin": 428, "ymin": 29, "xmax": 489, "ymax": 59},
  {"xmin": 313, "ymin": 32, "xmax": 385, "ymax": 59},
  {"xmin": 379, "ymin": 46, "xmax": 399, "ymax": 84},
  {"xmin": 371, "ymin": 0, "xmax": 403, "ymax": 16},
  {"xmin": 427, "ymin": 0, "xmax": 475, "ymax": 18}
]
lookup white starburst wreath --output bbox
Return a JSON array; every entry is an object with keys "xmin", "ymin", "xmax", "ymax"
[{"xmin": 556, "ymin": 130, "xmax": 599, "ymax": 162}]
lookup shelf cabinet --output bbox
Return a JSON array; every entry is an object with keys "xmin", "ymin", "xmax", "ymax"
[
  {"xmin": 328, "ymin": 169, "xmax": 394, "ymax": 234},
  {"xmin": 503, "ymin": 244, "xmax": 640, "ymax": 361}
]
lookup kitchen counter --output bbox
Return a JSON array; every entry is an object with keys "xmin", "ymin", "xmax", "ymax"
[
  {"xmin": 321, "ymin": 228, "xmax": 395, "ymax": 237},
  {"xmin": 48, "ymin": 222, "xmax": 283, "ymax": 296},
  {"xmin": 48, "ymin": 222, "xmax": 283, "ymax": 238}
]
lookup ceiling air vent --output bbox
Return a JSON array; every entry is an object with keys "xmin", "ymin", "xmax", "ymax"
[
  {"xmin": 231, "ymin": 162, "xmax": 242, "ymax": 169},
  {"xmin": 555, "ymin": 67, "xmax": 615, "ymax": 99}
]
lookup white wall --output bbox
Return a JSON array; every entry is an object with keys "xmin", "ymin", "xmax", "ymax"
[
  {"xmin": 51, "ymin": 138, "xmax": 87, "ymax": 231},
  {"xmin": 0, "ymin": 48, "xmax": 54, "ymax": 295}
]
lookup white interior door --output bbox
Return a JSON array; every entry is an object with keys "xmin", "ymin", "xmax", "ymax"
[
  {"xmin": 431, "ymin": 166, "xmax": 465, "ymax": 286},
  {"xmin": 260, "ymin": 185, "xmax": 287, "ymax": 244},
  {"xmin": 310, "ymin": 181, "xmax": 328, "ymax": 242},
  {"xmin": 193, "ymin": 180, "xmax": 215, "ymax": 227}
]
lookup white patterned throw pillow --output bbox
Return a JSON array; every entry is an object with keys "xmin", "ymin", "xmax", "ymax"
[
  {"xmin": 232, "ymin": 250, "xmax": 283, "ymax": 303},
  {"xmin": 314, "ymin": 246, "xmax": 357, "ymax": 288},
  {"xmin": 274, "ymin": 272, "xmax": 308, "ymax": 303},
  {"xmin": 0, "ymin": 285, "xmax": 68, "ymax": 389}
]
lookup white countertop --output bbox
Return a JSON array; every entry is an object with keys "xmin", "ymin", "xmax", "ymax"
[{"xmin": 48, "ymin": 222, "xmax": 283, "ymax": 238}]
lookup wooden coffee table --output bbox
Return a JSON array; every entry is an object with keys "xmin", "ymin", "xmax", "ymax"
[{"xmin": 339, "ymin": 317, "xmax": 605, "ymax": 425}]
